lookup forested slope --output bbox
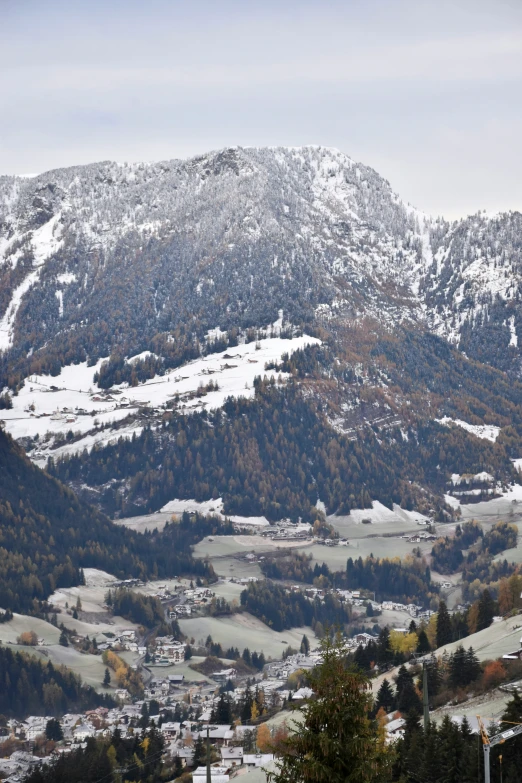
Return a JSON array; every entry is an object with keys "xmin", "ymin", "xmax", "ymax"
[
  {"xmin": 49, "ymin": 378, "xmax": 517, "ymax": 521},
  {"xmin": 0, "ymin": 428, "xmax": 215, "ymax": 613}
]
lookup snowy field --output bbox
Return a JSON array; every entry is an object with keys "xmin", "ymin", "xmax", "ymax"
[
  {"xmin": 178, "ymin": 613, "xmax": 315, "ymax": 660},
  {"xmin": 1, "ymin": 333, "xmax": 320, "ymax": 465},
  {"xmin": 328, "ymin": 502, "xmax": 428, "ymax": 539},
  {"xmin": 457, "ymin": 483, "xmax": 522, "ymax": 528},
  {"xmin": 116, "ymin": 499, "xmax": 273, "ymax": 535},
  {"xmin": 203, "ymin": 556, "xmax": 264, "ymax": 580},
  {"xmin": 193, "ymin": 534, "xmax": 313, "ymax": 560},
  {"xmin": 437, "ymin": 417, "xmax": 501, "ymax": 442},
  {"xmin": 0, "ymin": 614, "xmax": 111, "ymax": 690}
]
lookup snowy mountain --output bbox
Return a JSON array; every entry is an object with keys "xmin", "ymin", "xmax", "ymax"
[
  {"xmin": 0, "ymin": 146, "xmax": 427, "ymax": 385},
  {"xmin": 3, "ymin": 146, "xmax": 522, "ymax": 522},
  {"xmin": 2, "ymin": 146, "xmax": 520, "ymax": 388},
  {"xmin": 420, "ymin": 211, "xmax": 522, "ymax": 372}
]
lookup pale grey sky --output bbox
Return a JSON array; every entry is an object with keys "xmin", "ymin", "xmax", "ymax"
[{"xmin": 1, "ymin": 0, "xmax": 522, "ymax": 218}]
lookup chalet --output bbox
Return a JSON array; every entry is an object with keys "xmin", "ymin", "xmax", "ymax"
[
  {"xmin": 168, "ymin": 673, "xmax": 185, "ymax": 686},
  {"xmin": 213, "ymin": 668, "xmax": 237, "ymax": 682},
  {"xmin": 244, "ymin": 753, "xmax": 274, "ymax": 768},
  {"xmin": 160, "ymin": 722, "xmax": 180, "ymax": 741},
  {"xmin": 197, "ymin": 725, "xmax": 234, "ymax": 746},
  {"xmin": 220, "ymin": 746, "xmax": 243, "ymax": 766}
]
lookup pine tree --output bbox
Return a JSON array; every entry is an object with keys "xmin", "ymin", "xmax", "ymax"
[
  {"xmin": 436, "ymin": 601, "xmax": 452, "ymax": 648},
  {"xmin": 375, "ymin": 678, "xmax": 396, "ymax": 714},
  {"xmin": 476, "ymin": 588, "xmax": 495, "ymax": 631},
  {"xmin": 377, "ymin": 627, "xmax": 393, "ymax": 667},
  {"xmin": 103, "ymin": 668, "xmax": 111, "ymax": 687},
  {"xmin": 215, "ymin": 693, "xmax": 232, "ymax": 724},
  {"xmin": 499, "ymin": 692, "xmax": 522, "ymax": 783},
  {"xmin": 416, "ymin": 629, "xmax": 431, "ymax": 654},
  {"xmin": 45, "ymin": 718, "xmax": 63, "ymax": 741},
  {"xmin": 193, "ymin": 735, "xmax": 206, "ymax": 767},
  {"xmin": 397, "ymin": 677, "xmax": 422, "ymax": 716},
  {"xmin": 59, "ymin": 629, "xmax": 68, "ymax": 647},
  {"xmin": 300, "ymin": 634, "xmax": 310, "ymax": 655},
  {"xmin": 267, "ymin": 633, "xmax": 391, "ymax": 783}
]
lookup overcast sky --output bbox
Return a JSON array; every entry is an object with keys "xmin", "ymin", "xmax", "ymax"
[{"xmin": 1, "ymin": 0, "xmax": 521, "ymax": 218}]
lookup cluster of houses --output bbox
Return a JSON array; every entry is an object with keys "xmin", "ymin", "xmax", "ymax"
[
  {"xmin": 152, "ymin": 636, "xmax": 187, "ymax": 666},
  {"xmin": 168, "ymin": 585, "xmax": 216, "ymax": 617},
  {"xmin": 4, "ymin": 691, "xmax": 280, "ymax": 782},
  {"xmin": 401, "ymin": 531, "xmax": 437, "ymax": 544},
  {"xmin": 97, "ymin": 627, "xmax": 146, "ymax": 655},
  {"xmin": 285, "ymin": 584, "xmax": 428, "ymax": 620}
]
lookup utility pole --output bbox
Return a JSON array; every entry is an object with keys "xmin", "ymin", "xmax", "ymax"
[
  {"xmin": 422, "ymin": 660, "xmax": 429, "ymax": 732},
  {"xmin": 206, "ymin": 725, "xmax": 211, "ymax": 783},
  {"xmin": 477, "ymin": 715, "xmax": 522, "ymax": 783}
]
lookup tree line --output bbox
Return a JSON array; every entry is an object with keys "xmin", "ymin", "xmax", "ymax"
[
  {"xmin": 0, "ymin": 428, "xmax": 226, "ymax": 614},
  {"xmin": 0, "ymin": 646, "xmax": 115, "ymax": 719}
]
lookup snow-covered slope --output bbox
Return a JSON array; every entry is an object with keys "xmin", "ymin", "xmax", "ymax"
[
  {"xmin": 1, "ymin": 145, "xmax": 522, "ymax": 390},
  {"xmin": 420, "ymin": 211, "xmax": 522, "ymax": 372},
  {"xmin": 0, "ymin": 146, "xmax": 425, "ymax": 383},
  {"xmin": 2, "ymin": 332, "xmax": 319, "ymax": 465}
]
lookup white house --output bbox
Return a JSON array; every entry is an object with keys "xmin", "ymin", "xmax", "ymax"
[
  {"xmin": 244, "ymin": 753, "xmax": 274, "ymax": 768},
  {"xmin": 192, "ymin": 766, "xmax": 229, "ymax": 783},
  {"xmin": 220, "ymin": 746, "xmax": 243, "ymax": 766}
]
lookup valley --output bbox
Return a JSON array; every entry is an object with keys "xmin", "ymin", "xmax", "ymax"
[{"xmin": 2, "ymin": 146, "xmax": 522, "ymax": 782}]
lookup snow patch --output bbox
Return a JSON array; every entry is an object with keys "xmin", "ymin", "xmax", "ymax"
[
  {"xmin": 509, "ymin": 315, "xmax": 518, "ymax": 347},
  {"xmin": 437, "ymin": 417, "xmax": 500, "ymax": 442},
  {"xmin": 0, "ymin": 214, "xmax": 63, "ymax": 351},
  {"xmin": 160, "ymin": 497, "xmax": 271, "ymax": 527}
]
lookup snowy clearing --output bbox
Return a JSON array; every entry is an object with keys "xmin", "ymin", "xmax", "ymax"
[
  {"xmin": 178, "ymin": 613, "xmax": 315, "ymax": 660},
  {"xmin": 437, "ymin": 416, "xmax": 501, "ymax": 442},
  {"xmin": 1, "ymin": 333, "xmax": 320, "ymax": 463}
]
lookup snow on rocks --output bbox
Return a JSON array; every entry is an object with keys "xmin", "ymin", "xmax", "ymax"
[{"xmin": 0, "ymin": 213, "xmax": 63, "ymax": 351}]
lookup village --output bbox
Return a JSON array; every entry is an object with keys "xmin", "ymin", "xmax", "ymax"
[{"xmin": 2, "ymin": 633, "xmax": 421, "ymax": 783}]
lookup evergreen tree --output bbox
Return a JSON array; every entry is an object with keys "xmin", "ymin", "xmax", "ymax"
[
  {"xmin": 59, "ymin": 629, "xmax": 68, "ymax": 647},
  {"xmin": 476, "ymin": 588, "xmax": 495, "ymax": 632},
  {"xmin": 241, "ymin": 686, "xmax": 254, "ymax": 723},
  {"xmin": 103, "ymin": 668, "xmax": 111, "ymax": 687},
  {"xmin": 449, "ymin": 645, "xmax": 480, "ymax": 689},
  {"xmin": 377, "ymin": 627, "xmax": 394, "ymax": 667},
  {"xmin": 416, "ymin": 629, "xmax": 431, "ymax": 654},
  {"xmin": 139, "ymin": 702, "xmax": 149, "ymax": 729},
  {"xmin": 436, "ymin": 601, "xmax": 452, "ymax": 648},
  {"xmin": 267, "ymin": 634, "xmax": 391, "ymax": 783},
  {"xmin": 300, "ymin": 634, "xmax": 310, "ymax": 655},
  {"xmin": 397, "ymin": 677, "xmax": 422, "ymax": 716},
  {"xmin": 193, "ymin": 735, "xmax": 206, "ymax": 767},
  {"xmin": 499, "ymin": 691, "xmax": 522, "ymax": 783},
  {"xmin": 215, "ymin": 693, "xmax": 232, "ymax": 724},
  {"xmin": 45, "ymin": 718, "xmax": 63, "ymax": 741},
  {"xmin": 375, "ymin": 678, "xmax": 396, "ymax": 714}
]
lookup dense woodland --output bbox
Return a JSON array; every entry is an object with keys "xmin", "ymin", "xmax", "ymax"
[
  {"xmin": 49, "ymin": 378, "xmax": 517, "ymax": 522},
  {"xmin": 432, "ymin": 520, "xmax": 517, "ymax": 576},
  {"xmin": 0, "ymin": 647, "xmax": 115, "ymax": 719},
  {"xmin": 261, "ymin": 551, "xmax": 435, "ymax": 606},
  {"xmin": 240, "ymin": 581, "xmax": 352, "ymax": 632},
  {"xmin": 0, "ymin": 428, "xmax": 227, "ymax": 613},
  {"xmin": 391, "ymin": 691, "xmax": 522, "ymax": 783},
  {"xmin": 105, "ymin": 589, "xmax": 165, "ymax": 629}
]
